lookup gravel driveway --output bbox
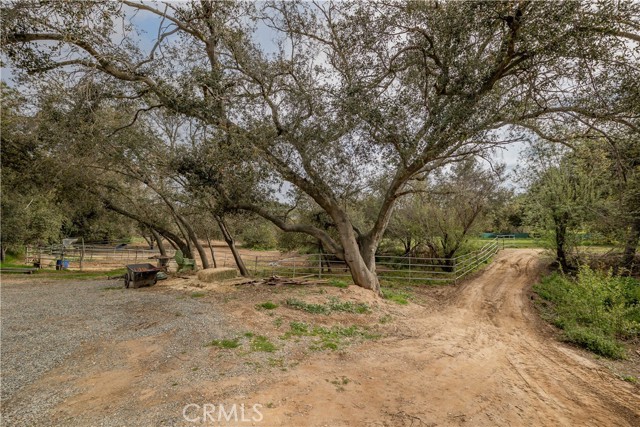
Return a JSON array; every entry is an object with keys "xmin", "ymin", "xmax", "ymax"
[{"xmin": 1, "ymin": 278, "xmax": 231, "ymax": 426}]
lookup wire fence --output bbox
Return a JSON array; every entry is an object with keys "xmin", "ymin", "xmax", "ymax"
[{"xmin": 27, "ymin": 237, "xmax": 501, "ymax": 283}]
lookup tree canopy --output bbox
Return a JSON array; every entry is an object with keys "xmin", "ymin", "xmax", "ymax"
[{"xmin": 2, "ymin": 0, "xmax": 639, "ymax": 290}]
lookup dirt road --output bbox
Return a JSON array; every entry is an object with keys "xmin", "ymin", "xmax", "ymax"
[{"xmin": 245, "ymin": 249, "xmax": 640, "ymax": 426}]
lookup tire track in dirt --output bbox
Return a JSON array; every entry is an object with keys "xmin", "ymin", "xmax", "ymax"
[{"xmin": 247, "ymin": 249, "xmax": 640, "ymax": 426}]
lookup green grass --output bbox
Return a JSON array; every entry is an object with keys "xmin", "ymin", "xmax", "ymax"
[
  {"xmin": 256, "ymin": 301, "xmax": 279, "ymax": 310},
  {"xmin": 534, "ymin": 266, "xmax": 640, "ymax": 359},
  {"xmin": 282, "ymin": 321, "xmax": 379, "ymax": 351},
  {"xmin": 267, "ymin": 357, "xmax": 286, "ymax": 369},
  {"xmin": 0, "ymin": 254, "xmax": 33, "ymax": 269},
  {"xmin": 205, "ymin": 338, "xmax": 241, "ymax": 349},
  {"xmin": 381, "ymin": 288, "xmax": 410, "ymax": 305},
  {"xmin": 621, "ymin": 375, "xmax": 637, "ymax": 383},
  {"xmin": 251, "ymin": 335, "xmax": 277, "ymax": 352},
  {"xmin": 328, "ymin": 376, "xmax": 351, "ymax": 391},
  {"xmin": 1, "ymin": 255, "xmax": 130, "ymax": 280},
  {"xmin": 285, "ymin": 298, "xmax": 330, "ymax": 314},
  {"xmin": 285, "ymin": 297, "xmax": 370, "ymax": 315},
  {"xmin": 327, "ymin": 279, "xmax": 349, "ymax": 288},
  {"xmin": 191, "ymin": 292, "xmax": 206, "ymax": 298},
  {"xmin": 379, "ymin": 314, "xmax": 393, "ymax": 324}
]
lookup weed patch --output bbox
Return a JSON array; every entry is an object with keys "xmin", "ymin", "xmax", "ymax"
[
  {"xmin": 285, "ymin": 297, "xmax": 370, "ymax": 315},
  {"xmin": 251, "ymin": 335, "xmax": 277, "ymax": 352},
  {"xmin": 282, "ymin": 321, "xmax": 379, "ymax": 351},
  {"xmin": 381, "ymin": 289, "xmax": 410, "ymax": 305},
  {"xmin": 327, "ymin": 279, "xmax": 349, "ymax": 288},
  {"xmin": 534, "ymin": 266, "xmax": 640, "ymax": 359},
  {"xmin": 205, "ymin": 338, "xmax": 241, "ymax": 349},
  {"xmin": 256, "ymin": 301, "xmax": 279, "ymax": 310}
]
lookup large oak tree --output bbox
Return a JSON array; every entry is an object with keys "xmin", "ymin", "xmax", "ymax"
[{"xmin": 3, "ymin": 0, "xmax": 638, "ymax": 293}]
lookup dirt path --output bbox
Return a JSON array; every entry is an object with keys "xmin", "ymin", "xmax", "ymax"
[
  {"xmin": 2, "ymin": 249, "xmax": 638, "ymax": 426},
  {"xmin": 244, "ymin": 249, "xmax": 640, "ymax": 426}
]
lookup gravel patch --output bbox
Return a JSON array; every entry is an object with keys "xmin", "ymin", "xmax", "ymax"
[
  {"xmin": 0, "ymin": 277, "xmax": 391, "ymax": 426},
  {"xmin": 0, "ymin": 279, "xmax": 231, "ymax": 426}
]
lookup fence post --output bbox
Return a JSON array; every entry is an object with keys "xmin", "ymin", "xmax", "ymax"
[
  {"xmin": 255, "ymin": 256, "xmax": 258, "ymax": 276},
  {"xmin": 408, "ymin": 256, "xmax": 412, "ymax": 280},
  {"xmin": 318, "ymin": 254, "xmax": 322, "ymax": 279},
  {"xmin": 453, "ymin": 257, "xmax": 457, "ymax": 284},
  {"xmin": 292, "ymin": 258, "xmax": 296, "ymax": 278},
  {"xmin": 80, "ymin": 238, "xmax": 85, "ymax": 271}
]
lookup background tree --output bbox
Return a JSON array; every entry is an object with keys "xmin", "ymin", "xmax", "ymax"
[
  {"xmin": 384, "ymin": 159, "xmax": 504, "ymax": 266},
  {"xmin": 522, "ymin": 142, "xmax": 611, "ymax": 271}
]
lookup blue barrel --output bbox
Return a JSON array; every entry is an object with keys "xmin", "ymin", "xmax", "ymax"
[{"xmin": 62, "ymin": 260, "xmax": 70, "ymax": 269}]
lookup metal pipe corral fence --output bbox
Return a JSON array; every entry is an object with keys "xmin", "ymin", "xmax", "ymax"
[{"xmin": 27, "ymin": 237, "xmax": 504, "ymax": 283}]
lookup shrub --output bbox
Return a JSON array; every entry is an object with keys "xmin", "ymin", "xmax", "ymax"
[
  {"xmin": 562, "ymin": 326, "xmax": 626, "ymax": 359},
  {"xmin": 240, "ymin": 223, "xmax": 278, "ymax": 250},
  {"xmin": 534, "ymin": 266, "xmax": 640, "ymax": 359}
]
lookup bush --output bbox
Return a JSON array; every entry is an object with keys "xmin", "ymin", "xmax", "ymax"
[
  {"xmin": 534, "ymin": 266, "xmax": 640, "ymax": 359},
  {"xmin": 240, "ymin": 223, "xmax": 278, "ymax": 250},
  {"xmin": 562, "ymin": 326, "xmax": 626, "ymax": 359},
  {"xmin": 277, "ymin": 231, "xmax": 315, "ymax": 252}
]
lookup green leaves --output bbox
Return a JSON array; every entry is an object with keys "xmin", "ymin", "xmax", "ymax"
[{"xmin": 534, "ymin": 267, "xmax": 640, "ymax": 359}]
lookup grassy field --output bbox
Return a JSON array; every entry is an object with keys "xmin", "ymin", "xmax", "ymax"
[{"xmin": 0, "ymin": 254, "xmax": 34, "ymax": 269}]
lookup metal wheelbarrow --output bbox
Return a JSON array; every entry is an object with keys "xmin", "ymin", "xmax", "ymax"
[{"xmin": 124, "ymin": 263, "xmax": 162, "ymax": 288}]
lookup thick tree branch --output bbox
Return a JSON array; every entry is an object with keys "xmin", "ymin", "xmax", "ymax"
[{"xmin": 235, "ymin": 202, "xmax": 343, "ymax": 257}]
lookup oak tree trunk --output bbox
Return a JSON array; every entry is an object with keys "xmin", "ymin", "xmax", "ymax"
[
  {"xmin": 150, "ymin": 229, "xmax": 166, "ymax": 256},
  {"xmin": 205, "ymin": 232, "xmax": 218, "ymax": 268},
  {"xmin": 555, "ymin": 213, "xmax": 571, "ymax": 271},
  {"xmin": 215, "ymin": 215, "xmax": 249, "ymax": 277},
  {"xmin": 178, "ymin": 215, "xmax": 210, "ymax": 269},
  {"xmin": 622, "ymin": 219, "xmax": 640, "ymax": 272},
  {"xmin": 334, "ymin": 214, "xmax": 381, "ymax": 295}
]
